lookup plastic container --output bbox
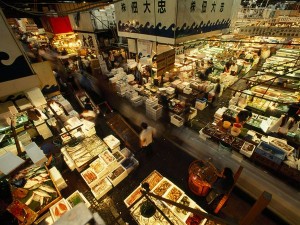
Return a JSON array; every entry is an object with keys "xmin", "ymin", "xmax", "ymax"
[{"xmin": 223, "ymin": 121, "xmax": 231, "ymax": 129}]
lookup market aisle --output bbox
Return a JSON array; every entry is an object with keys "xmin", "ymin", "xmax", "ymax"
[{"xmin": 92, "ymin": 74, "xmax": 298, "ymax": 224}]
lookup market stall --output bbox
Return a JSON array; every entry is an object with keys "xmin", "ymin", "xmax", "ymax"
[{"xmin": 124, "ymin": 170, "xmax": 208, "ymax": 225}]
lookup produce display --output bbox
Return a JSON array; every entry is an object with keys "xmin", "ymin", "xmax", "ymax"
[{"xmin": 9, "ymin": 165, "xmax": 60, "ymax": 216}]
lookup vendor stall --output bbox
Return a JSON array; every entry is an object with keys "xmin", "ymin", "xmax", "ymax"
[{"xmin": 125, "ymin": 170, "xmax": 208, "ymax": 225}]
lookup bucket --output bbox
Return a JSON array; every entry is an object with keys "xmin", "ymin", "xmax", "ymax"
[{"xmin": 223, "ymin": 121, "xmax": 231, "ymax": 129}]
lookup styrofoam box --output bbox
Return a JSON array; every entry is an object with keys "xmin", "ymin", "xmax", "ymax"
[
  {"xmin": 107, "ymin": 165, "xmax": 128, "ymax": 186},
  {"xmin": 183, "ymin": 87, "xmax": 192, "ymax": 94},
  {"xmin": 103, "ymin": 135, "xmax": 120, "ymax": 149},
  {"xmin": 99, "ymin": 150, "xmax": 119, "ymax": 171},
  {"xmin": 171, "ymin": 115, "xmax": 184, "ymax": 127},
  {"xmin": 81, "ymin": 167, "xmax": 99, "ymax": 188},
  {"xmin": 91, "ymin": 177, "xmax": 112, "ymax": 200}
]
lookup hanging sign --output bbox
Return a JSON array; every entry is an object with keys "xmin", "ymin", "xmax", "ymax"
[
  {"xmin": 176, "ymin": 0, "xmax": 234, "ymax": 39},
  {"xmin": 239, "ymin": 26, "xmax": 300, "ymax": 38},
  {"xmin": 115, "ymin": 0, "xmax": 177, "ymax": 44},
  {"xmin": 156, "ymin": 49, "xmax": 175, "ymax": 76},
  {"xmin": 114, "ymin": 0, "xmax": 236, "ymax": 44},
  {"xmin": 137, "ymin": 39, "xmax": 153, "ymax": 58},
  {"xmin": 128, "ymin": 38, "xmax": 137, "ymax": 53},
  {"xmin": 77, "ymin": 33, "xmax": 98, "ymax": 50}
]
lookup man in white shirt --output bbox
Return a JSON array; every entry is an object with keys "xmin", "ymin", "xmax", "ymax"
[{"xmin": 139, "ymin": 122, "xmax": 155, "ymax": 153}]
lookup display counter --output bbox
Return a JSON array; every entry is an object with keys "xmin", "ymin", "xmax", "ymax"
[{"xmin": 125, "ymin": 170, "xmax": 208, "ymax": 225}]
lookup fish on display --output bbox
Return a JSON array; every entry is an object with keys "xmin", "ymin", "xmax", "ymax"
[{"xmin": 33, "ymin": 189, "xmax": 51, "ymax": 198}]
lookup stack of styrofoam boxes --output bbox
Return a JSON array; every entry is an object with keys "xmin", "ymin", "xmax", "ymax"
[
  {"xmin": 105, "ymin": 5, "xmax": 116, "ymax": 28},
  {"xmin": 131, "ymin": 96, "xmax": 143, "ymax": 107},
  {"xmin": 166, "ymin": 87, "xmax": 175, "ymax": 95},
  {"xmin": 171, "ymin": 80, "xmax": 182, "ymax": 88},
  {"xmin": 116, "ymin": 81, "xmax": 128, "ymax": 97},
  {"xmin": 146, "ymin": 97, "xmax": 163, "ymax": 121},
  {"xmin": 126, "ymin": 89, "xmax": 138, "ymax": 101},
  {"xmin": 49, "ymin": 166, "xmax": 68, "ymax": 191},
  {"xmin": 126, "ymin": 74, "xmax": 135, "ymax": 83},
  {"xmin": 103, "ymin": 135, "xmax": 121, "ymax": 153},
  {"xmin": 214, "ymin": 107, "xmax": 227, "ymax": 125}
]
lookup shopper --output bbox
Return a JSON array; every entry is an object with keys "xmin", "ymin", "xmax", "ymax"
[
  {"xmin": 236, "ymin": 109, "xmax": 252, "ymax": 125},
  {"xmin": 206, "ymin": 167, "xmax": 234, "ymax": 205},
  {"xmin": 211, "ymin": 79, "xmax": 223, "ymax": 107},
  {"xmin": 84, "ymin": 97, "xmax": 94, "ymax": 111},
  {"xmin": 139, "ymin": 122, "xmax": 156, "ymax": 153},
  {"xmin": 229, "ymin": 62, "xmax": 238, "ymax": 76}
]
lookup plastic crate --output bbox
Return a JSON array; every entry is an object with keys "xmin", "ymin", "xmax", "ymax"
[{"xmin": 254, "ymin": 141, "xmax": 286, "ymax": 165}]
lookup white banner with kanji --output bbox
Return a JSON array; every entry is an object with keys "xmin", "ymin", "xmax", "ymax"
[
  {"xmin": 115, "ymin": 0, "xmax": 177, "ymax": 44},
  {"xmin": 114, "ymin": 0, "xmax": 236, "ymax": 44},
  {"xmin": 176, "ymin": 0, "xmax": 234, "ymax": 39}
]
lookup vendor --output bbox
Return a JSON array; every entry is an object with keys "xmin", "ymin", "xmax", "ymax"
[
  {"xmin": 40, "ymin": 140, "xmax": 62, "ymax": 168},
  {"xmin": 236, "ymin": 109, "xmax": 252, "ymax": 125},
  {"xmin": 206, "ymin": 167, "xmax": 234, "ymax": 205}
]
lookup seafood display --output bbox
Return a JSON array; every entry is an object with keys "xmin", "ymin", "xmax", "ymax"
[
  {"xmin": 232, "ymin": 138, "xmax": 245, "ymax": 150},
  {"xmin": 99, "ymin": 150, "xmax": 116, "ymax": 166},
  {"xmin": 7, "ymin": 200, "xmax": 38, "ymax": 225},
  {"xmin": 107, "ymin": 166, "xmax": 126, "ymax": 181},
  {"xmin": 124, "ymin": 187, "xmax": 143, "ymax": 207},
  {"xmin": 153, "ymin": 179, "xmax": 172, "ymax": 196},
  {"xmin": 113, "ymin": 151, "xmax": 125, "ymax": 162},
  {"xmin": 270, "ymin": 139, "xmax": 294, "ymax": 153},
  {"xmin": 213, "ymin": 130, "xmax": 225, "ymax": 139},
  {"xmin": 202, "ymin": 124, "xmax": 217, "ymax": 136},
  {"xmin": 74, "ymin": 153, "xmax": 93, "ymax": 168},
  {"xmin": 142, "ymin": 170, "xmax": 163, "ymax": 190},
  {"xmin": 165, "ymin": 187, "xmax": 183, "ymax": 204},
  {"xmin": 81, "ymin": 168, "xmax": 98, "ymax": 185},
  {"xmin": 91, "ymin": 178, "xmax": 112, "ymax": 199},
  {"xmin": 64, "ymin": 135, "xmax": 108, "ymax": 169},
  {"xmin": 186, "ymin": 212, "xmax": 205, "ymax": 225},
  {"xmin": 130, "ymin": 198, "xmax": 183, "ymax": 225},
  {"xmin": 175, "ymin": 196, "xmax": 191, "ymax": 216},
  {"xmin": 10, "ymin": 165, "xmax": 60, "ymax": 215},
  {"xmin": 90, "ymin": 158, "xmax": 107, "ymax": 175},
  {"xmin": 49, "ymin": 198, "xmax": 71, "ymax": 221},
  {"xmin": 125, "ymin": 171, "xmax": 207, "ymax": 225},
  {"xmin": 241, "ymin": 142, "xmax": 255, "ymax": 152}
]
